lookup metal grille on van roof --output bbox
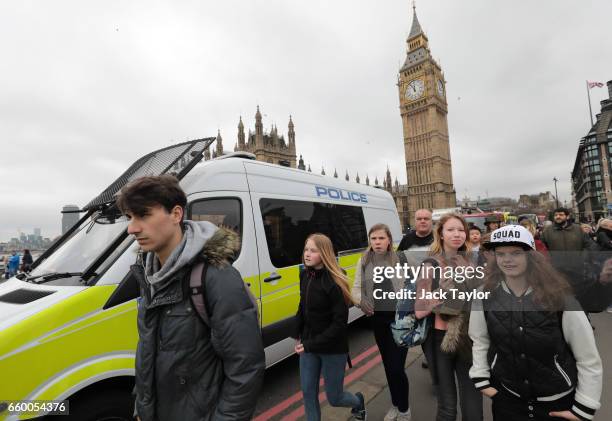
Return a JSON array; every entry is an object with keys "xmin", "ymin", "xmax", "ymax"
[{"xmin": 83, "ymin": 137, "xmax": 215, "ymax": 211}]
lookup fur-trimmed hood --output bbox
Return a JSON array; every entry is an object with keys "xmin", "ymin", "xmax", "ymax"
[
  {"xmin": 145, "ymin": 221, "xmax": 240, "ymax": 294},
  {"xmin": 201, "ymin": 226, "xmax": 241, "ymax": 267}
]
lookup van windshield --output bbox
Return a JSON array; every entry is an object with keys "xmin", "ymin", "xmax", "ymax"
[{"xmin": 28, "ymin": 211, "xmax": 128, "ymax": 285}]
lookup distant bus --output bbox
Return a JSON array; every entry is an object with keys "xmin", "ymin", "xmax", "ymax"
[
  {"xmin": 463, "ymin": 212, "xmax": 490, "ymax": 230},
  {"xmin": 503, "ymin": 212, "xmax": 518, "ymax": 225},
  {"xmin": 463, "ymin": 212, "xmax": 506, "ymax": 230},
  {"xmin": 432, "ymin": 207, "xmax": 462, "ymax": 222}
]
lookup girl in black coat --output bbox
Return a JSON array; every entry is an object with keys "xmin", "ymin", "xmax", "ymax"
[{"xmin": 294, "ymin": 233, "xmax": 366, "ymax": 421}]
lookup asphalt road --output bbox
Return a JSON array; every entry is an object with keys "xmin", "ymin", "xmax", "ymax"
[{"xmin": 254, "ymin": 312, "xmax": 612, "ymax": 420}]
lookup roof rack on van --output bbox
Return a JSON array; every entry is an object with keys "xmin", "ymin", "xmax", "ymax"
[
  {"xmin": 83, "ymin": 137, "xmax": 215, "ymax": 211},
  {"xmin": 215, "ymin": 151, "xmax": 256, "ymax": 161}
]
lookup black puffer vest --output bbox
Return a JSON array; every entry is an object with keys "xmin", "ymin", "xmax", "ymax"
[{"xmin": 483, "ymin": 283, "xmax": 577, "ymax": 399}]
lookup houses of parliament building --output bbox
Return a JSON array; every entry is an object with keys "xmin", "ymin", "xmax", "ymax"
[
  {"xmin": 205, "ymin": 105, "xmax": 298, "ymax": 168},
  {"xmin": 207, "ymin": 7, "xmax": 456, "ymax": 230}
]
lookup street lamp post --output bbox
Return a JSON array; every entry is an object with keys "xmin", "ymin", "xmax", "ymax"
[{"xmin": 553, "ymin": 177, "xmax": 559, "ymax": 208}]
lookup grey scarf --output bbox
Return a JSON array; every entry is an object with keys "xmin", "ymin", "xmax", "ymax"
[{"xmin": 145, "ymin": 220, "xmax": 218, "ymax": 295}]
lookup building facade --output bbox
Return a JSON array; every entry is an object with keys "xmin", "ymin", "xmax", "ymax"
[
  {"xmin": 572, "ymin": 80, "xmax": 612, "ymax": 222},
  {"xmin": 517, "ymin": 192, "xmax": 556, "ymax": 214},
  {"xmin": 205, "ymin": 106, "xmax": 297, "ymax": 168},
  {"xmin": 62, "ymin": 205, "xmax": 80, "ymax": 234},
  {"xmin": 397, "ymin": 7, "xmax": 456, "ymax": 224}
]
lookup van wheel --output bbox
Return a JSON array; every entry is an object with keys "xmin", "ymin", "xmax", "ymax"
[{"xmin": 45, "ymin": 388, "xmax": 134, "ymax": 421}]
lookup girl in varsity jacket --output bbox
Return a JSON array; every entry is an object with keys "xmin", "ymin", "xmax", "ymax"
[{"xmin": 469, "ymin": 225, "xmax": 602, "ymax": 421}]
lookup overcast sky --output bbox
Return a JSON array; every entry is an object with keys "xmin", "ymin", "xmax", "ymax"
[{"xmin": 1, "ymin": 0, "xmax": 611, "ymax": 241}]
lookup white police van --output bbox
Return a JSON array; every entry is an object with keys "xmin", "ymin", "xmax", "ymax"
[
  {"xmin": 0, "ymin": 139, "xmax": 401, "ymax": 420},
  {"xmin": 184, "ymin": 151, "xmax": 402, "ymax": 366}
]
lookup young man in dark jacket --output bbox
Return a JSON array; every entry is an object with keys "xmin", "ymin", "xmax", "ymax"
[{"xmin": 117, "ymin": 175, "xmax": 265, "ymax": 421}]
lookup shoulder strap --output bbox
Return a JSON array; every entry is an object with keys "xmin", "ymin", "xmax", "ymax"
[{"xmin": 190, "ymin": 262, "xmax": 211, "ymax": 326}]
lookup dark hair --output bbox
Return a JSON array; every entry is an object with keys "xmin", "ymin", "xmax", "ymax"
[
  {"xmin": 469, "ymin": 225, "xmax": 481, "ymax": 233},
  {"xmin": 117, "ymin": 175, "xmax": 187, "ymax": 218},
  {"xmin": 554, "ymin": 207, "xmax": 569, "ymax": 215}
]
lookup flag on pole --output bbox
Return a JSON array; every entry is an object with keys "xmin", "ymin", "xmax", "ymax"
[{"xmin": 587, "ymin": 81, "xmax": 604, "ymax": 89}]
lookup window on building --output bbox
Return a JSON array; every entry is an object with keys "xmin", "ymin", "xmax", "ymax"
[{"xmin": 260, "ymin": 198, "xmax": 368, "ymax": 268}]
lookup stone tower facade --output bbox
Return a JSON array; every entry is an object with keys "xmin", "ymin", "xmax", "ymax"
[
  {"xmin": 398, "ymin": 7, "xmax": 456, "ymax": 222},
  {"xmin": 232, "ymin": 106, "xmax": 297, "ymax": 167}
]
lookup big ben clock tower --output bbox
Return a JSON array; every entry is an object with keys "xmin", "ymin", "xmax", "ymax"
[{"xmin": 399, "ymin": 6, "xmax": 456, "ymax": 221}]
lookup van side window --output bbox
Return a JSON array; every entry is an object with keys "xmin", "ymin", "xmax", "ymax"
[
  {"xmin": 260, "ymin": 199, "xmax": 367, "ymax": 268},
  {"xmin": 189, "ymin": 198, "xmax": 242, "ymax": 254}
]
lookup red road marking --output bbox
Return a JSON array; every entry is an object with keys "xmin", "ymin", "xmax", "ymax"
[
  {"xmin": 253, "ymin": 344, "xmax": 379, "ymax": 421},
  {"xmin": 280, "ymin": 354, "xmax": 383, "ymax": 421}
]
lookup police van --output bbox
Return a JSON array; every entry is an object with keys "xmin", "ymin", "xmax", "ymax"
[{"xmin": 0, "ymin": 139, "xmax": 401, "ymax": 420}]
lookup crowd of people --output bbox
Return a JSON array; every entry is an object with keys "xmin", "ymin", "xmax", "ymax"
[
  {"xmin": 295, "ymin": 207, "xmax": 610, "ymax": 421},
  {"xmin": 40, "ymin": 173, "xmax": 610, "ymax": 421}
]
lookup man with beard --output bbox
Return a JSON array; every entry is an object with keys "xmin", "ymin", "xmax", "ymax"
[{"xmin": 541, "ymin": 207, "xmax": 612, "ymax": 312}]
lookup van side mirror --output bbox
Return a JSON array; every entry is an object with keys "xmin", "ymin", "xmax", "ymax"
[{"xmin": 103, "ymin": 271, "xmax": 140, "ymax": 310}]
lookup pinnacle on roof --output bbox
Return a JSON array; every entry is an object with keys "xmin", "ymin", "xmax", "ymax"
[{"xmin": 408, "ymin": 4, "xmax": 424, "ymax": 40}]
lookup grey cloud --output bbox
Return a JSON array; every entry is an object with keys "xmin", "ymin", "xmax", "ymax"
[{"xmin": 1, "ymin": 0, "xmax": 611, "ymax": 240}]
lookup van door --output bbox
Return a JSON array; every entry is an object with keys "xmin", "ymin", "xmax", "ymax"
[
  {"xmin": 186, "ymin": 192, "xmax": 261, "ymax": 318},
  {"xmin": 249, "ymin": 195, "xmax": 303, "ymax": 347},
  {"xmin": 250, "ymin": 194, "xmax": 370, "ymax": 348}
]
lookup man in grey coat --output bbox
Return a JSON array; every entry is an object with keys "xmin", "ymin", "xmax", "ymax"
[{"xmin": 117, "ymin": 175, "xmax": 265, "ymax": 421}]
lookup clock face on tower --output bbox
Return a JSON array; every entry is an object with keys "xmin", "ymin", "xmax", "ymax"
[
  {"xmin": 405, "ymin": 79, "xmax": 425, "ymax": 101},
  {"xmin": 437, "ymin": 79, "xmax": 444, "ymax": 97}
]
